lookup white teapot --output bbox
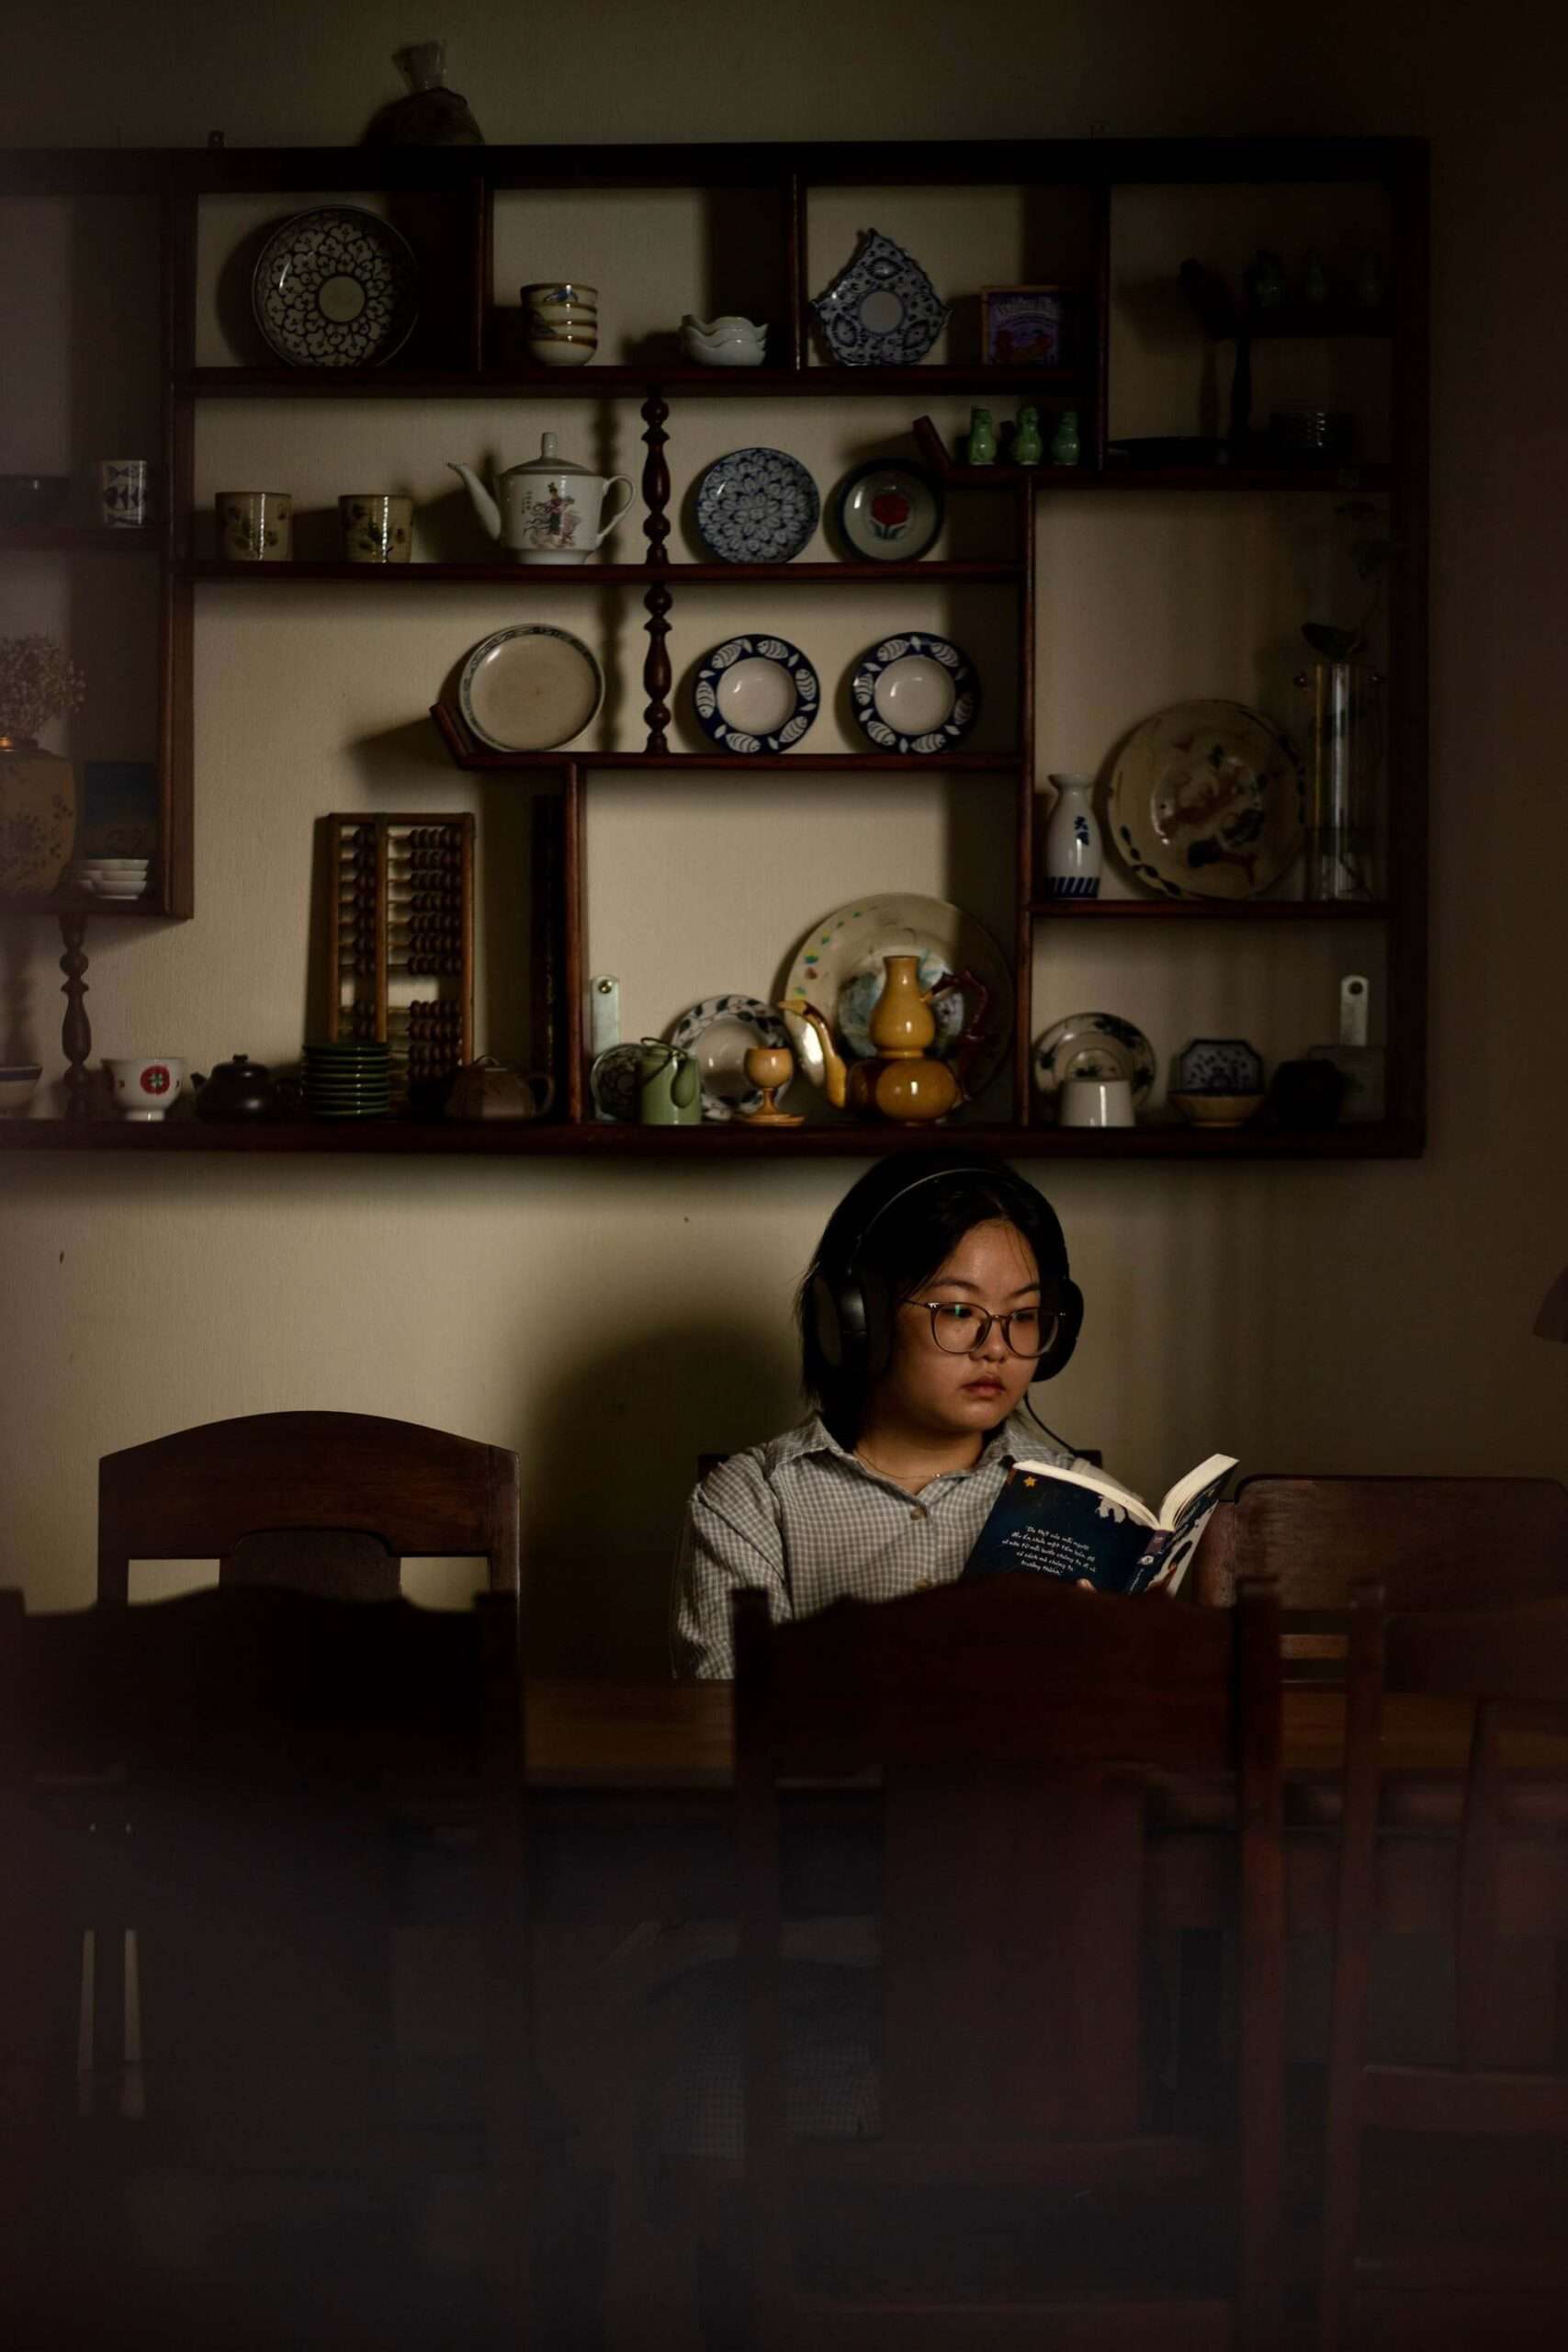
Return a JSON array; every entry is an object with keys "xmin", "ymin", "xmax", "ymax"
[{"xmin": 449, "ymin": 433, "xmax": 634, "ymax": 564}]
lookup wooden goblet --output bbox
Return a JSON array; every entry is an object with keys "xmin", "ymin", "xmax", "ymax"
[{"xmin": 738, "ymin": 1042, "xmax": 803, "ymax": 1126}]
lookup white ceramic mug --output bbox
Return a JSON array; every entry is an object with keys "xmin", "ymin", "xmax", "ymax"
[
  {"xmin": 217, "ymin": 492, "xmax": 292, "ymax": 562},
  {"xmin": 104, "ymin": 1055, "xmax": 186, "ymax": 1120},
  {"xmin": 338, "ymin": 493, "xmax": 413, "ymax": 563},
  {"xmin": 1058, "ymin": 1075, "xmax": 1134, "ymax": 1128},
  {"xmin": 99, "ymin": 458, "xmax": 150, "ymax": 528}
]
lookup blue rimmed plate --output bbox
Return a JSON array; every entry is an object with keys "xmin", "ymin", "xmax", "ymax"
[
  {"xmin": 811, "ymin": 229, "xmax": 949, "ymax": 368},
  {"xmin": 694, "ymin": 447, "xmax": 818, "ymax": 564},
  {"xmin": 850, "ymin": 632, "xmax": 978, "ymax": 755},
  {"xmin": 251, "ymin": 205, "xmax": 420, "ymax": 370},
  {"xmin": 669, "ymin": 994, "xmax": 793, "ymax": 1122},
  {"xmin": 693, "ymin": 635, "xmax": 819, "ymax": 753}
]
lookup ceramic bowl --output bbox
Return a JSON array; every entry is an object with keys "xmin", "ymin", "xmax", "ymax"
[
  {"xmin": 103, "ymin": 1056, "xmax": 185, "ymax": 1119},
  {"xmin": 1169, "ymin": 1090, "xmax": 1266, "ymax": 1127},
  {"xmin": 681, "ymin": 313, "xmax": 767, "ymax": 368},
  {"xmin": 0, "ymin": 474, "xmax": 69, "ymax": 525},
  {"xmin": 0, "ymin": 1064, "xmax": 42, "ymax": 1114}
]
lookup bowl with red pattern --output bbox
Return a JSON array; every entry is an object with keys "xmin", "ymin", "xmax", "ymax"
[{"xmin": 103, "ymin": 1056, "xmax": 186, "ymax": 1121}]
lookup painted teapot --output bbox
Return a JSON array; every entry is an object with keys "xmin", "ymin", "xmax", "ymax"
[
  {"xmin": 782, "ymin": 954, "xmax": 990, "ymax": 1125},
  {"xmin": 449, "ymin": 433, "xmax": 633, "ymax": 564}
]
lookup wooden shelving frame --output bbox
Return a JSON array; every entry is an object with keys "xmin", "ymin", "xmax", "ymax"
[{"xmin": 0, "ymin": 135, "xmax": 1428, "ymax": 1159}]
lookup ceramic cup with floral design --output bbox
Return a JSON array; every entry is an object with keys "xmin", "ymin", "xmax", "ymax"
[
  {"xmin": 522, "ymin": 282, "xmax": 598, "ymax": 368},
  {"xmin": 217, "ymin": 491, "xmax": 292, "ymax": 562},
  {"xmin": 104, "ymin": 1055, "xmax": 186, "ymax": 1121},
  {"xmin": 98, "ymin": 459, "xmax": 150, "ymax": 528},
  {"xmin": 337, "ymin": 493, "xmax": 412, "ymax": 564}
]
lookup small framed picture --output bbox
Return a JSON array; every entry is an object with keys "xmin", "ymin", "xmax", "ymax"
[{"xmin": 980, "ymin": 285, "xmax": 1073, "ymax": 369}]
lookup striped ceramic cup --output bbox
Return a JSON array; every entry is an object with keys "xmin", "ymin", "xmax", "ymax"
[{"xmin": 523, "ymin": 281, "xmax": 598, "ymax": 368}]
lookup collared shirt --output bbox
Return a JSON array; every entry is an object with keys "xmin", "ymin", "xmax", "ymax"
[{"xmin": 670, "ymin": 1410, "xmax": 1078, "ymax": 1679}]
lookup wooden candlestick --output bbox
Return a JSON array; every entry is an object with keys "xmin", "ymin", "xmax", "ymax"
[{"xmin": 737, "ymin": 1043, "xmax": 803, "ymax": 1126}]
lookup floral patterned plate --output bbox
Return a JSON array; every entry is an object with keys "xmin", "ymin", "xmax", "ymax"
[
  {"xmin": 1110, "ymin": 698, "xmax": 1304, "ymax": 900},
  {"xmin": 850, "ymin": 633, "xmax": 978, "ymax": 754},
  {"xmin": 811, "ymin": 229, "xmax": 949, "ymax": 367},
  {"xmin": 782, "ymin": 892, "xmax": 1011, "ymax": 1097},
  {"xmin": 694, "ymin": 447, "xmax": 818, "ymax": 564},
  {"xmin": 251, "ymin": 206, "xmax": 420, "ymax": 369},
  {"xmin": 693, "ymin": 636, "xmax": 819, "ymax": 753},
  {"xmin": 669, "ymin": 994, "xmax": 793, "ymax": 1122},
  {"xmin": 1032, "ymin": 1011, "xmax": 1157, "ymax": 1107},
  {"xmin": 834, "ymin": 458, "xmax": 943, "ymax": 562}
]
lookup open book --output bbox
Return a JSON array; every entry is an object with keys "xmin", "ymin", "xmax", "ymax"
[{"xmin": 963, "ymin": 1454, "xmax": 1236, "ymax": 1597}]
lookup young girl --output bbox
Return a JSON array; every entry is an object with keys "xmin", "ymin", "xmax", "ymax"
[{"xmin": 671, "ymin": 1146, "xmax": 1088, "ymax": 1677}]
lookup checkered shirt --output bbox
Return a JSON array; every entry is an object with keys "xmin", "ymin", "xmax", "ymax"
[{"xmin": 670, "ymin": 1411, "xmax": 1077, "ymax": 1679}]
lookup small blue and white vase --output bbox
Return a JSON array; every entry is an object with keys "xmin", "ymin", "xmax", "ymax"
[
  {"xmin": 1043, "ymin": 774, "xmax": 1102, "ymax": 900},
  {"xmin": 1177, "ymin": 1036, "xmax": 1265, "ymax": 1095}
]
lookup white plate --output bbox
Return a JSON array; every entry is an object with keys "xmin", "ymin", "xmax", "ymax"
[
  {"xmin": 458, "ymin": 625, "xmax": 604, "ymax": 752},
  {"xmin": 1031, "ymin": 1011, "xmax": 1157, "ymax": 1105},
  {"xmin": 782, "ymin": 892, "xmax": 1011, "ymax": 1096},
  {"xmin": 668, "ymin": 994, "xmax": 792, "ymax": 1121},
  {"xmin": 693, "ymin": 636, "xmax": 819, "ymax": 754},
  {"xmin": 849, "ymin": 633, "xmax": 978, "ymax": 754}
]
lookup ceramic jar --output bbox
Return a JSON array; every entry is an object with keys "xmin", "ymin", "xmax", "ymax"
[
  {"xmin": 217, "ymin": 492, "xmax": 292, "ymax": 562},
  {"xmin": 98, "ymin": 459, "xmax": 150, "ymax": 527},
  {"xmin": 338, "ymin": 493, "xmax": 412, "ymax": 563},
  {"xmin": 1042, "ymin": 773, "xmax": 1102, "ymax": 900},
  {"xmin": 0, "ymin": 739, "xmax": 75, "ymax": 895},
  {"xmin": 523, "ymin": 281, "xmax": 598, "ymax": 368},
  {"xmin": 1177, "ymin": 1038, "xmax": 1264, "ymax": 1095}
]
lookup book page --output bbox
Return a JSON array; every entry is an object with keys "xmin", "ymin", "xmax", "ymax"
[
  {"xmin": 1157, "ymin": 1454, "xmax": 1238, "ymax": 1532},
  {"xmin": 1010, "ymin": 1456, "xmax": 1158, "ymax": 1531}
]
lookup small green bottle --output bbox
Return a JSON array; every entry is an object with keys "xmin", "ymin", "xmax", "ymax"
[
  {"xmin": 965, "ymin": 406, "xmax": 997, "ymax": 465},
  {"xmin": 1012, "ymin": 404, "xmax": 1044, "ymax": 467},
  {"xmin": 1050, "ymin": 408, "xmax": 1081, "ymax": 468}
]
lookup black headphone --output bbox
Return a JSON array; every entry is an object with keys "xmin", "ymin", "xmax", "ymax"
[{"xmin": 809, "ymin": 1160, "xmax": 1084, "ymax": 1385}]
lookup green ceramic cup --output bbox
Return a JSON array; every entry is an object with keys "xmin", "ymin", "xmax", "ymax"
[{"xmin": 637, "ymin": 1040, "xmax": 701, "ymax": 1125}]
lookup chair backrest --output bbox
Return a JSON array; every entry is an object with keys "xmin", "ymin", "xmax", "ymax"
[
  {"xmin": 97, "ymin": 1409, "xmax": 521, "ymax": 1604},
  {"xmin": 734, "ymin": 1576, "xmax": 1283, "ymax": 2239}
]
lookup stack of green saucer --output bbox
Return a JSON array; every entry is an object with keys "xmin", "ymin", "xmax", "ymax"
[{"xmin": 303, "ymin": 1041, "xmax": 394, "ymax": 1119}]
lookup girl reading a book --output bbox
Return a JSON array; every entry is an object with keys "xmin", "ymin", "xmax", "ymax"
[{"xmin": 671, "ymin": 1146, "xmax": 1087, "ymax": 1677}]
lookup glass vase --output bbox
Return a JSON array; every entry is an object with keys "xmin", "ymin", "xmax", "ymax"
[{"xmin": 1294, "ymin": 660, "xmax": 1382, "ymax": 901}]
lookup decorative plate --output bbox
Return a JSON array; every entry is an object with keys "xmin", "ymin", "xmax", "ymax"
[
  {"xmin": 589, "ymin": 1043, "xmax": 642, "ymax": 1124},
  {"xmin": 694, "ymin": 447, "xmax": 819, "ymax": 564},
  {"xmin": 1032, "ymin": 1012, "xmax": 1157, "ymax": 1107},
  {"xmin": 811, "ymin": 228, "xmax": 949, "ymax": 368},
  {"xmin": 834, "ymin": 458, "xmax": 943, "ymax": 563},
  {"xmin": 850, "ymin": 633, "xmax": 978, "ymax": 755},
  {"xmin": 457, "ymin": 625, "xmax": 604, "ymax": 752},
  {"xmin": 1109, "ymin": 698, "xmax": 1304, "ymax": 900},
  {"xmin": 693, "ymin": 636, "xmax": 819, "ymax": 754},
  {"xmin": 251, "ymin": 206, "xmax": 420, "ymax": 369},
  {"xmin": 669, "ymin": 994, "xmax": 793, "ymax": 1122},
  {"xmin": 783, "ymin": 892, "xmax": 1011, "ymax": 1097}
]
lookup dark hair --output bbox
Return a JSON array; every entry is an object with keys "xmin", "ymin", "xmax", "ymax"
[{"xmin": 796, "ymin": 1148, "xmax": 1073, "ymax": 1443}]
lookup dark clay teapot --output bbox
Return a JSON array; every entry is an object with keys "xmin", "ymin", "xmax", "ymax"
[{"xmin": 192, "ymin": 1051, "xmax": 285, "ymax": 1122}]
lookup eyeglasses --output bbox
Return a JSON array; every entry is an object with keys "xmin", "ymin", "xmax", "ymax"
[{"xmin": 902, "ymin": 1298, "xmax": 1058, "ymax": 1359}]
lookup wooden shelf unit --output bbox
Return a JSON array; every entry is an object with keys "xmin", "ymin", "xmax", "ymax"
[{"xmin": 0, "ymin": 135, "xmax": 1429, "ymax": 1156}]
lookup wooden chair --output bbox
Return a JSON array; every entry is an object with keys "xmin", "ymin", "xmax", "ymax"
[
  {"xmin": 1193, "ymin": 1476, "xmax": 1568, "ymax": 1676},
  {"xmin": 1321, "ymin": 1586, "xmax": 1568, "ymax": 2349},
  {"xmin": 0, "ymin": 1582, "xmax": 532, "ymax": 2347},
  {"xmin": 732, "ymin": 1575, "xmax": 1286, "ymax": 2350},
  {"xmin": 97, "ymin": 1409, "xmax": 521, "ymax": 1604}
]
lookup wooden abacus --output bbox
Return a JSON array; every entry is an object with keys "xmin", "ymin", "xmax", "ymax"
[{"xmin": 326, "ymin": 815, "xmax": 474, "ymax": 1106}]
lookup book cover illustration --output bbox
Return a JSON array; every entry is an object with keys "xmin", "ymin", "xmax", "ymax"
[{"xmin": 964, "ymin": 1454, "xmax": 1235, "ymax": 1597}]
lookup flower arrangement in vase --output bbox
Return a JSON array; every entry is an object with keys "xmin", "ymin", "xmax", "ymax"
[{"xmin": 0, "ymin": 634, "xmax": 85, "ymax": 896}]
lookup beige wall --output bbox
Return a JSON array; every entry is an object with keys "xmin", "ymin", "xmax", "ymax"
[{"xmin": 3, "ymin": 2, "xmax": 1565, "ymax": 1669}]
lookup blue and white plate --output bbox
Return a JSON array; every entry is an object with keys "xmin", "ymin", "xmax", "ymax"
[
  {"xmin": 669, "ymin": 994, "xmax": 793, "ymax": 1122},
  {"xmin": 811, "ymin": 229, "xmax": 949, "ymax": 368},
  {"xmin": 694, "ymin": 447, "xmax": 818, "ymax": 564},
  {"xmin": 1032, "ymin": 1011, "xmax": 1157, "ymax": 1107},
  {"xmin": 251, "ymin": 206, "xmax": 420, "ymax": 370},
  {"xmin": 693, "ymin": 635, "xmax": 819, "ymax": 754},
  {"xmin": 850, "ymin": 633, "xmax": 978, "ymax": 755}
]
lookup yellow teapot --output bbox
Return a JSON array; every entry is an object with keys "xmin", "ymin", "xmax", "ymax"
[{"xmin": 781, "ymin": 953, "xmax": 990, "ymax": 1125}]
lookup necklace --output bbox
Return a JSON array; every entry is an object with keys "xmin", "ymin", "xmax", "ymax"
[{"xmin": 854, "ymin": 1442, "xmax": 935, "ymax": 1495}]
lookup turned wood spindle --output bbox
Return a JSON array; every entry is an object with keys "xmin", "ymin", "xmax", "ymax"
[
  {"xmin": 640, "ymin": 387, "xmax": 673, "ymax": 752},
  {"xmin": 59, "ymin": 913, "xmax": 94, "ymax": 1119}
]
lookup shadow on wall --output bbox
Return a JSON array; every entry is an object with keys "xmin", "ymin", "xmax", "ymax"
[{"xmin": 524, "ymin": 1315, "xmax": 795, "ymax": 1679}]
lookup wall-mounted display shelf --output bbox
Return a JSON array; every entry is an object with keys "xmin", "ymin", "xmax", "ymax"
[{"xmin": 0, "ymin": 135, "xmax": 1427, "ymax": 1158}]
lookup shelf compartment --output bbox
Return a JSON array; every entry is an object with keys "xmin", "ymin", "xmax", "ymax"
[
  {"xmin": 913, "ymin": 413, "xmax": 1389, "ymax": 493},
  {"xmin": 1029, "ymin": 897, "xmax": 1390, "ymax": 921},
  {"xmin": 179, "ymin": 363, "xmax": 1091, "ymax": 401},
  {"xmin": 0, "ymin": 1115, "xmax": 1423, "ymax": 1159},
  {"xmin": 429, "ymin": 703, "xmax": 1024, "ymax": 775},
  {"xmin": 186, "ymin": 559, "xmax": 1024, "ymax": 587}
]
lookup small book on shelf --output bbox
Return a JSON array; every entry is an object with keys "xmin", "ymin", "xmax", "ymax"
[{"xmin": 963, "ymin": 1453, "xmax": 1236, "ymax": 1597}]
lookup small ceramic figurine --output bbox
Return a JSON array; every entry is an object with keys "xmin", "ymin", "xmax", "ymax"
[
  {"xmin": 964, "ymin": 407, "xmax": 998, "ymax": 465},
  {"xmin": 1050, "ymin": 409, "xmax": 1081, "ymax": 468},
  {"xmin": 1302, "ymin": 248, "xmax": 1331, "ymax": 307},
  {"xmin": 1012, "ymin": 405, "xmax": 1044, "ymax": 467}
]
